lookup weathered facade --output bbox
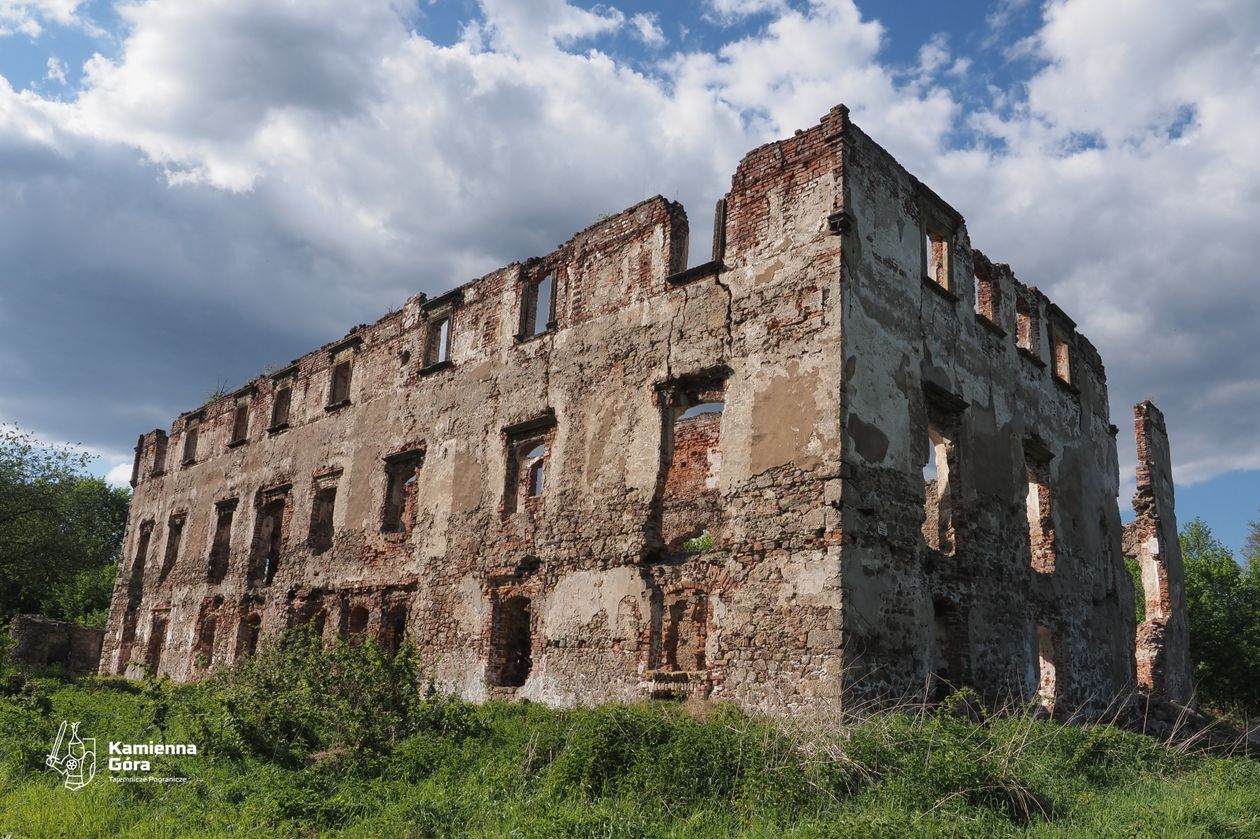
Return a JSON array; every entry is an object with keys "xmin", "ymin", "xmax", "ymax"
[{"xmin": 101, "ymin": 106, "xmax": 1185, "ymax": 714}]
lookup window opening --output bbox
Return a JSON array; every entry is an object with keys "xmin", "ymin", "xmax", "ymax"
[
  {"xmin": 158, "ymin": 513, "xmax": 185, "ymax": 583},
  {"xmin": 131, "ymin": 520, "xmax": 153, "ymax": 589},
  {"xmin": 250, "ymin": 490, "xmax": 288, "ymax": 586},
  {"xmin": 270, "ymin": 382, "xmax": 292, "ymax": 429},
  {"xmin": 146, "ymin": 616, "xmax": 168, "ymax": 673},
  {"xmin": 181, "ymin": 415, "xmax": 200, "ymax": 464},
  {"xmin": 383, "ymin": 451, "xmax": 423, "ymax": 532},
  {"xmin": 1053, "ymin": 332, "xmax": 1072, "ymax": 384},
  {"xmin": 309, "ymin": 485, "xmax": 337, "ymax": 553},
  {"xmin": 521, "ymin": 274, "xmax": 555, "ymax": 337},
  {"xmin": 924, "ymin": 226, "xmax": 951, "ymax": 290},
  {"xmin": 208, "ymin": 499, "xmax": 236, "ymax": 583},
  {"xmin": 1025, "ymin": 449, "xmax": 1056, "ymax": 573},
  {"xmin": 238, "ymin": 613, "xmax": 262, "ymax": 658},
  {"xmin": 489, "ymin": 596, "xmax": 533, "ymax": 687},
  {"xmin": 1036, "ymin": 625, "xmax": 1057, "ymax": 710},
  {"xmin": 1016, "ymin": 296, "xmax": 1040, "ymax": 354},
  {"xmin": 150, "ymin": 434, "xmax": 167, "ymax": 476},
  {"xmin": 922, "ymin": 424, "xmax": 956, "ymax": 553},
  {"xmin": 383, "ymin": 606, "xmax": 408, "ymax": 656},
  {"xmin": 230, "ymin": 401, "xmax": 249, "ymax": 445},
  {"xmin": 328, "ymin": 359, "xmax": 352, "ymax": 405},
  {"xmin": 194, "ymin": 617, "xmax": 216, "ymax": 667},
  {"xmin": 346, "ymin": 606, "xmax": 369, "ymax": 641},
  {"xmin": 425, "ymin": 315, "xmax": 451, "ymax": 366},
  {"xmin": 525, "ymin": 444, "xmax": 545, "ymax": 497}
]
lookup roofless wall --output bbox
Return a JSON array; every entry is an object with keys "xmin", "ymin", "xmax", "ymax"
[{"xmin": 102, "ymin": 104, "xmax": 1184, "ymax": 716}]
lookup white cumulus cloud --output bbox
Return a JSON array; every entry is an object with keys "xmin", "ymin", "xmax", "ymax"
[
  {"xmin": 104, "ymin": 462, "xmax": 134, "ymax": 488},
  {"xmin": 0, "ymin": 0, "xmax": 1256, "ymax": 492},
  {"xmin": 0, "ymin": 0, "xmax": 89, "ymax": 37},
  {"xmin": 45, "ymin": 55, "xmax": 65, "ymax": 83},
  {"xmin": 630, "ymin": 12, "xmax": 665, "ymax": 48}
]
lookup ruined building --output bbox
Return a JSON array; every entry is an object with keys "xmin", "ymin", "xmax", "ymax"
[{"xmin": 101, "ymin": 105, "xmax": 1189, "ymax": 713}]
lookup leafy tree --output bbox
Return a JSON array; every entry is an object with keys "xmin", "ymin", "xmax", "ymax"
[
  {"xmin": 1180, "ymin": 517, "xmax": 1260, "ymax": 712},
  {"xmin": 1245, "ymin": 508, "xmax": 1260, "ymax": 570},
  {"xmin": 0, "ymin": 424, "xmax": 130, "ymax": 626}
]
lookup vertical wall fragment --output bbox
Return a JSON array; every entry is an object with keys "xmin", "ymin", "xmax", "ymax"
[{"xmin": 1123, "ymin": 401, "xmax": 1192, "ymax": 704}]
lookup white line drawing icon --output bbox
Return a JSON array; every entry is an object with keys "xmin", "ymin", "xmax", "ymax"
[{"xmin": 46, "ymin": 721, "xmax": 96, "ymax": 791}]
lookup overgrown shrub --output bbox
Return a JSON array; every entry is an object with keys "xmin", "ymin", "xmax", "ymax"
[
  {"xmin": 3, "ymin": 667, "xmax": 1259, "ymax": 837},
  {"xmin": 189, "ymin": 627, "xmax": 480, "ymax": 769},
  {"xmin": 543, "ymin": 702, "xmax": 821, "ymax": 814}
]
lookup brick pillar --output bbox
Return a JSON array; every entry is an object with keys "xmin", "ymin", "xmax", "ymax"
[{"xmin": 1121, "ymin": 401, "xmax": 1192, "ymax": 704}]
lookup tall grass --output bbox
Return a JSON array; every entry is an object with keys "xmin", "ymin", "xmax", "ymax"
[{"xmin": 0, "ymin": 635, "xmax": 1257, "ymax": 837}]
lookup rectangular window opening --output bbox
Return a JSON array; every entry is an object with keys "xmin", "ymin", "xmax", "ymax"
[
  {"xmin": 130, "ymin": 520, "xmax": 154, "ymax": 589},
  {"xmin": 425, "ymin": 315, "xmax": 451, "ymax": 366},
  {"xmin": 158, "ymin": 513, "xmax": 185, "ymax": 583},
  {"xmin": 924, "ymin": 227, "xmax": 951, "ymax": 290},
  {"xmin": 146, "ymin": 616, "xmax": 168, "ymax": 673},
  {"xmin": 270, "ymin": 382, "xmax": 293, "ymax": 430},
  {"xmin": 922, "ymin": 423, "xmax": 957, "ymax": 554},
  {"xmin": 208, "ymin": 499, "xmax": 237, "ymax": 583},
  {"xmin": 309, "ymin": 484, "xmax": 337, "ymax": 553},
  {"xmin": 383, "ymin": 605, "xmax": 408, "ymax": 656},
  {"xmin": 1052, "ymin": 332, "xmax": 1072, "ymax": 384},
  {"xmin": 181, "ymin": 416, "xmax": 201, "ymax": 464},
  {"xmin": 656, "ymin": 375, "xmax": 727, "ymax": 552},
  {"xmin": 230, "ymin": 401, "xmax": 250, "ymax": 445},
  {"xmin": 504, "ymin": 439, "xmax": 546, "ymax": 514},
  {"xmin": 521, "ymin": 273, "xmax": 555, "ymax": 338},
  {"xmin": 1016, "ymin": 297, "xmax": 1040, "ymax": 355},
  {"xmin": 237, "ymin": 613, "xmax": 262, "ymax": 659},
  {"xmin": 488, "ymin": 595, "xmax": 533, "ymax": 687},
  {"xmin": 251, "ymin": 492, "xmax": 287, "ymax": 586},
  {"xmin": 194, "ymin": 616, "xmax": 216, "ymax": 669},
  {"xmin": 1036, "ymin": 625, "xmax": 1058, "ymax": 711},
  {"xmin": 1025, "ymin": 450, "xmax": 1056, "ymax": 573},
  {"xmin": 328, "ymin": 359, "xmax": 352, "ymax": 406},
  {"xmin": 150, "ymin": 434, "xmax": 167, "ymax": 476},
  {"xmin": 655, "ymin": 591, "xmax": 708, "ymax": 672},
  {"xmin": 975, "ymin": 268, "xmax": 1001, "ymax": 322},
  {"xmin": 382, "ymin": 451, "xmax": 423, "ymax": 533},
  {"xmin": 501, "ymin": 414, "xmax": 556, "ymax": 516}
]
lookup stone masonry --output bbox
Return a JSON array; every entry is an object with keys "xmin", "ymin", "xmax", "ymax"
[
  {"xmin": 1123, "ymin": 402, "xmax": 1192, "ymax": 704},
  {"xmin": 9, "ymin": 615, "xmax": 104, "ymax": 676},
  {"xmin": 101, "ymin": 105, "xmax": 1187, "ymax": 714}
]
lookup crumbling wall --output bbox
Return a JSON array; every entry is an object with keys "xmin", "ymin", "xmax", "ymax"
[
  {"xmin": 8, "ymin": 615, "xmax": 104, "ymax": 675},
  {"xmin": 1123, "ymin": 401, "xmax": 1192, "ymax": 704},
  {"xmin": 101, "ymin": 124, "xmax": 847, "ymax": 713},
  {"xmin": 834, "ymin": 117, "xmax": 1135, "ymax": 713},
  {"xmin": 102, "ymin": 104, "xmax": 1142, "ymax": 717}
]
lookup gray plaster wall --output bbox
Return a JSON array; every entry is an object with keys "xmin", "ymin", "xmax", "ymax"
[{"xmin": 835, "ymin": 121, "xmax": 1137, "ymax": 711}]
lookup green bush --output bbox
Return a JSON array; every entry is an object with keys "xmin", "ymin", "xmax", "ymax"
[
  {"xmin": 2, "ymin": 643, "xmax": 1259, "ymax": 837},
  {"xmin": 188, "ymin": 627, "xmax": 481, "ymax": 770}
]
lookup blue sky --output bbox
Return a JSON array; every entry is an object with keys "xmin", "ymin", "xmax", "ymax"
[{"xmin": 0, "ymin": 0, "xmax": 1256, "ymax": 557}]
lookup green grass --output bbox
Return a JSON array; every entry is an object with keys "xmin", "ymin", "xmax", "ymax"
[{"xmin": 1, "ymin": 640, "xmax": 1257, "ymax": 838}]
